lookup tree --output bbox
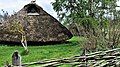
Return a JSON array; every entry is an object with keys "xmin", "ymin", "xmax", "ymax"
[
  {"xmin": 52, "ymin": 0, "xmax": 118, "ymax": 29},
  {"xmin": 0, "ymin": 10, "xmax": 28, "ymax": 53},
  {"xmin": 52, "ymin": 0, "xmax": 120, "ymax": 54},
  {"xmin": 0, "ymin": 9, "xmax": 10, "ymax": 23}
]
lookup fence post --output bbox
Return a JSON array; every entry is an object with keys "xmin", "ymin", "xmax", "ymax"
[{"xmin": 12, "ymin": 50, "xmax": 21, "ymax": 66}]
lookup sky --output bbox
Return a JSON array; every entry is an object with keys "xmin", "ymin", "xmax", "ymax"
[
  {"xmin": 0, "ymin": 0, "xmax": 120, "ymax": 19},
  {"xmin": 0, "ymin": 0, "xmax": 57, "ymax": 18}
]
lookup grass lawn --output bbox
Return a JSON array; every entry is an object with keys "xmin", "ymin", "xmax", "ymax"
[{"xmin": 0, "ymin": 36, "xmax": 84, "ymax": 67}]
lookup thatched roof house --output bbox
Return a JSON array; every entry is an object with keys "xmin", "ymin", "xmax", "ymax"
[{"xmin": 0, "ymin": 2, "xmax": 73, "ymax": 42}]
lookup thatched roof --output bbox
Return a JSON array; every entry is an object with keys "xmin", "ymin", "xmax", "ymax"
[{"xmin": 0, "ymin": 2, "xmax": 73, "ymax": 42}]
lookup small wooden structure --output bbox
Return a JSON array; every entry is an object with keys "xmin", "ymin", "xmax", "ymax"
[
  {"xmin": 4, "ymin": 51, "xmax": 22, "ymax": 67},
  {"xmin": 12, "ymin": 50, "xmax": 21, "ymax": 66}
]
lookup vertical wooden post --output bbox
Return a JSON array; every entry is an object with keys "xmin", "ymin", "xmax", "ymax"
[{"xmin": 12, "ymin": 50, "xmax": 21, "ymax": 66}]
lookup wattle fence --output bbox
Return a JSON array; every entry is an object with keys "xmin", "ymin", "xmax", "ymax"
[{"xmin": 21, "ymin": 48, "xmax": 120, "ymax": 67}]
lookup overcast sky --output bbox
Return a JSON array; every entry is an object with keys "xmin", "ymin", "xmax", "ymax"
[
  {"xmin": 0, "ymin": 0, "xmax": 120, "ymax": 19},
  {"xmin": 0, "ymin": 0, "xmax": 57, "ymax": 18}
]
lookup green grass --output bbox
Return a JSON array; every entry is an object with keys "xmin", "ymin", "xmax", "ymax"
[
  {"xmin": 0, "ymin": 36, "xmax": 85, "ymax": 67},
  {"xmin": 68, "ymin": 36, "xmax": 88, "ymax": 42}
]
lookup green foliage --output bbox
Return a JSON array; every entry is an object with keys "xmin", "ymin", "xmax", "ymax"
[
  {"xmin": 52, "ymin": 0, "xmax": 120, "ymax": 51},
  {"xmin": 52, "ymin": 0, "xmax": 118, "ymax": 23},
  {"xmin": 51, "ymin": 0, "xmax": 119, "ymax": 35}
]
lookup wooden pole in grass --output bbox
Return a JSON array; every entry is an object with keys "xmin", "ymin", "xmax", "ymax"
[{"xmin": 12, "ymin": 50, "xmax": 22, "ymax": 66}]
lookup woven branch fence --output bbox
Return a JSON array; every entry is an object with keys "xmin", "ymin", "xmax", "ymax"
[{"xmin": 20, "ymin": 48, "xmax": 120, "ymax": 67}]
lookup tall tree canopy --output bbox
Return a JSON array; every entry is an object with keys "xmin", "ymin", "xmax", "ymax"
[
  {"xmin": 52, "ymin": 0, "xmax": 120, "ymax": 36},
  {"xmin": 52, "ymin": 0, "xmax": 120, "ymax": 51},
  {"xmin": 52, "ymin": 0, "xmax": 118, "ymax": 21}
]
